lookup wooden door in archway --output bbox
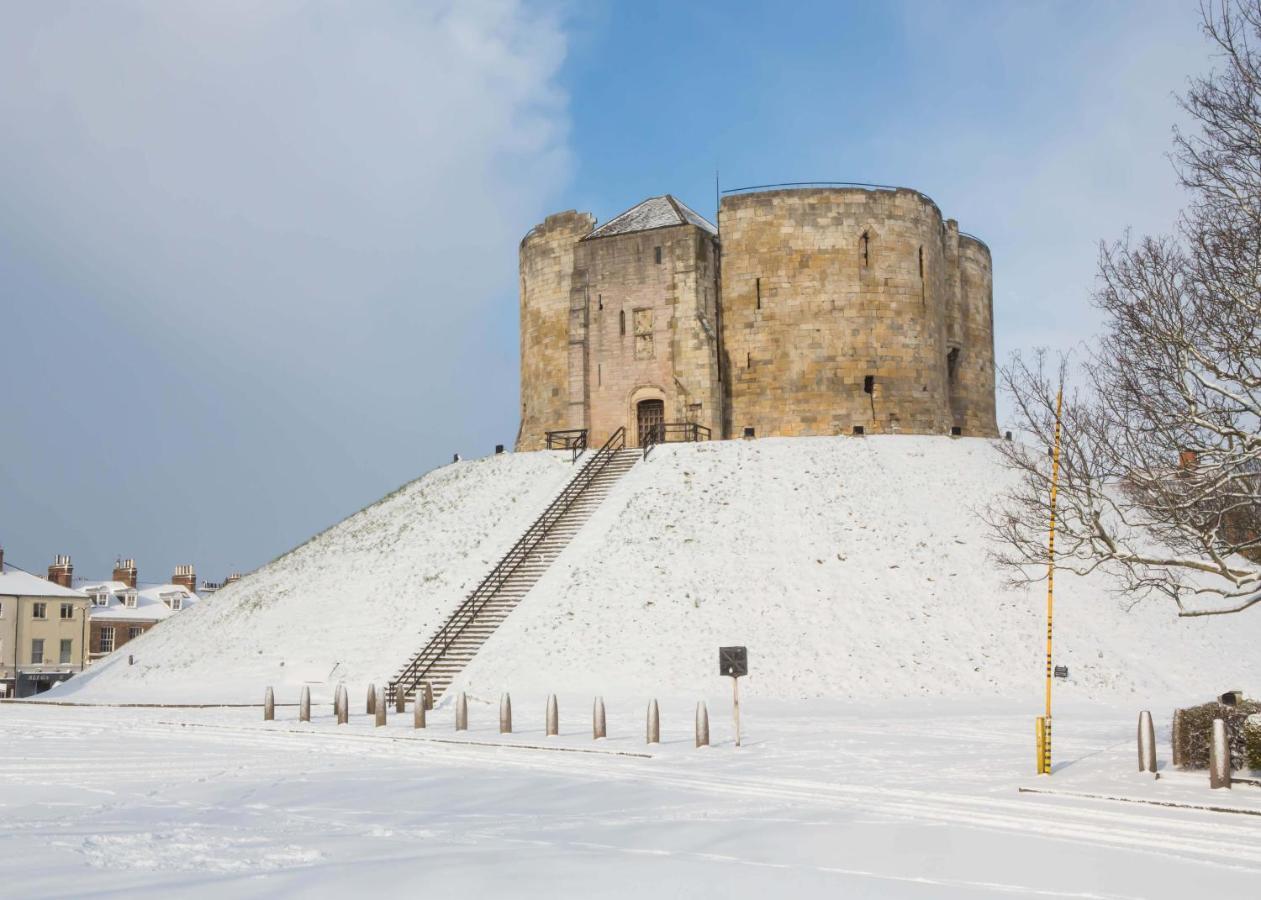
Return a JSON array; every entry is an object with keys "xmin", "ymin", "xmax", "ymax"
[{"xmin": 636, "ymin": 399, "xmax": 665, "ymax": 447}]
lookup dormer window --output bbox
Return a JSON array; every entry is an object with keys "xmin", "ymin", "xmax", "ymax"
[
  {"xmin": 90, "ymin": 591, "xmax": 110, "ymax": 607},
  {"xmin": 122, "ymin": 591, "xmax": 138, "ymax": 609},
  {"xmin": 161, "ymin": 592, "xmax": 183, "ymax": 611}
]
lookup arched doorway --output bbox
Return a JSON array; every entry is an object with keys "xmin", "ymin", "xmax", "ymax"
[{"xmin": 636, "ymin": 398, "xmax": 665, "ymax": 446}]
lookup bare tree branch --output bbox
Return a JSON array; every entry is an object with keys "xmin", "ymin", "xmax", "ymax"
[{"xmin": 988, "ymin": 0, "xmax": 1261, "ymax": 617}]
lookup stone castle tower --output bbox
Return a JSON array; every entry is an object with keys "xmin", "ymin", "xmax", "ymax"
[{"xmin": 516, "ymin": 185, "xmax": 997, "ymax": 451}]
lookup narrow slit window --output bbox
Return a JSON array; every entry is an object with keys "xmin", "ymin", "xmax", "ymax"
[
  {"xmin": 598, "ymin": 364, "xmax": 602, "ymax": 386},
  {"xmin": 619, "ymin": 309, "xmax": 626, "ymax": 336},
  {"xmin": 947, "ymin": 347, "xmax": 960, "ymax": 385},
  {"xmin": 756, "ymin": 277, "xmax": 761, "ymax": 310},
  {"xmin": 863, "ymin": 375, "xmax": 874, "ymax": 394},
  {"xmin": 860, "ymin": 231, "xmax": 870, "ymax": 267},
  {"xmin": 918, "ymin": 246, "xmax": 924, "ymax": 278},
  {"xmin": 746, "ymin": 352, "xmax": 751, "ymax": 368},
  {"xmin": 597, "ymin": 293, "xmax": 603, "ymax": 310},
  {"xmin": 654, "ymin": 246, "xmax": 662, "ymax": 264}
]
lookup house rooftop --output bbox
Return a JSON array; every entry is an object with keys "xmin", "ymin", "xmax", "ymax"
[
  {"xmin": 0, "ymin": 568, "xmax": 87, "ymax": 599},
  {"xmin": 81, "ymin": 580, "xmax": 199, "ymax": 622}
]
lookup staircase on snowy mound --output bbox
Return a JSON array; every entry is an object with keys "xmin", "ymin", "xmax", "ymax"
[{"xmin": 388, "ymin": 428, "xmax": 639, "ymax": 704}]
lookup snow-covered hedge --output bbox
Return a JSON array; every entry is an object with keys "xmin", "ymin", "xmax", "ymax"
[
  {"xmin": 1173, "ymin": 698, "xmax": 1261, "ymax": 770},
  {"xmin": 1246, "ymin": 714, "xmax": 1261, "ymax": 771}
]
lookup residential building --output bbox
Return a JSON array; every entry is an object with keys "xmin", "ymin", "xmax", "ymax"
[
  {"xmin": 0, "ymin": 550, "xmax": 90, "ymax": 697},
  {"xmin": 82, "ymin": 560, "xmax": 200, "ymax": 662}
]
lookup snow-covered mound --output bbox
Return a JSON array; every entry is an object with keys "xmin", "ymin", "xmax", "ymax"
[
  {"xmin": 51, "ymin": 436, "xmax": 1259, "ymax": 706},
  {"xmin": 461, "ymin": 436, "xmax": 1258, "ymax": 705},
  {"xmin": 50, "ymin": 451, "xmax": 575, "ymax": 703}
]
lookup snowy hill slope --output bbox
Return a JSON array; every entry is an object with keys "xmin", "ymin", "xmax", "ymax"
[
  {"xmin": 50, "ymin": 452, "xmax": 576, "ymax": 703},
  {"xmin": 51, "ymin": 436, "xmax": 1259, "ymax": 705},
  {"xmin": 459, "ymin": 436, "xmax": 1259, "ymax": 705}
]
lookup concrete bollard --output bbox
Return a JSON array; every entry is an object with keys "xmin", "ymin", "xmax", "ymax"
[
  {"xmin": 336, "ymin": 685, "xmax": 348, "ymax": 725},
  {"xmin": 422, "ymin": 682, "xmax": 434, "ymax": 711},
  {"xmin": 395, "ymin": 686, "xmax": 406, "ymax": 714},
  {"xmin": 366, "ymin": 684, "xmax": 376, "ymax": 716},
  {"xmin": 593, "ymin": 696, "xmax": 606, "ymax": 740},
  {"xmin": 1138, "ymin": 710, "xmax": 1156, "ymax": 773},
  {"xmin": 695, "ymin": 701, "xmax": 709, "ymax": 748},
  {"xmin": 375, "ymin": 687, "xmax": 387, "ymax": 727},
  {"xmin": 500, "ymin": 693, "xmax": 513, "ymax": 734},
  {"xmin": 414, "ymin": 696, "xmax": 426, "ymax": 729},
  {"xmin": 1210, "ymin": 718, "xmax": 1231, "ymax": 789},
  {"xmin": 300, "ymin": 686, "xmax": 311, "ymax": 723},
  {"xmin": 647, "ymin": 698, "xmax": 660, "ymax": 745},
  {"xmin": 1172, "ymin": 708, "xmax": 1185, "ymax": 768},
  {"xmin": 546, "ymin": 694, "xmax": 558, "ymax": 737},
  {"xmin": 456, "ymin": 691, "xmax": 468, "ymax": 731},
  {"xmin": 263, "ymin": 686, "xmax": 275, "ymax": 721}
]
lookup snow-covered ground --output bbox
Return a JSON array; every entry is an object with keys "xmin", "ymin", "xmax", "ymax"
[
  {"xmin": 19, "ymin": 435, "xmax": 1261, "ymax": 896},
  {"xmin": 3, "ymin": 697, "xmax": 1259, "ymax": 898},
  {"xmin": 49, "ymin": 436, "xmax": 1261, "ymax": 707}
]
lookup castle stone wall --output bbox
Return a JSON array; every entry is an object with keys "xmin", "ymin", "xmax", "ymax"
[
  {"xmin": 720, "ymin": 187, "xmax": 958, "ymax": 437},
  {"xmin": 517, "ymin": 186, "xmax": 997, "ymax": 450},
  {"xmin": 576, "ymin": 225, "xmax": 721, "ymax": 447},
  {"xmin": 954, "ymin": 236, "xmax": 998, "ymax": 435},
  {"xmin": 518, "ymin": 210, "xmax": 594, "ymax": 451}
]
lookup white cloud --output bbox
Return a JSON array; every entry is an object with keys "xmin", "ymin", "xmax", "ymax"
[{"xmin": 0, "ymin": 1, "xmax": 571, "ymax": 576}]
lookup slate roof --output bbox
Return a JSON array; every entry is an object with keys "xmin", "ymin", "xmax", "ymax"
[{"xmin": 583, "ymin": 195, "xmax": 717, "ymax": 241}]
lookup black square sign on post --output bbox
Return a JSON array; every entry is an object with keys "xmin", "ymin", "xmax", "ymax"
[{"xmin": 719, "ymin": 646, "xmax": 748, "ymax": 678}]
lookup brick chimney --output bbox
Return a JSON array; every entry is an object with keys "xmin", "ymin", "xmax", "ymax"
[
  {"xmin": 172, "ymin": 564, "xmax": 196, "ymax": 593},
  {"xmin": 112, "ymin": 558, "xmax": 138, "ymax": 588},
  {"xmin": 224, "ymin": 571, "xmax": 242, "ymax": 586},
  {"xmin": 48, "ymin": 554, "xmax": 74, "ymax": 587}
]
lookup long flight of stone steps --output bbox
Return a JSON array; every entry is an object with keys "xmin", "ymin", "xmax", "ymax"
[{"xmin": 388, "ymin": 434, "xmax": 640, "ymax": 704}]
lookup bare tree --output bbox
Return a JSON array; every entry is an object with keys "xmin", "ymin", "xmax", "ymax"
[{"xmin": 991, "ymin": 0, "xmax": 1261, "ymax": 617}]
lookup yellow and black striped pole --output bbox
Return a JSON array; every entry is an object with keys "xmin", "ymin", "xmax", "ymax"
[{"xmin": 1040, "ymin": 388, "xmax": 1064, "ymax": 775}]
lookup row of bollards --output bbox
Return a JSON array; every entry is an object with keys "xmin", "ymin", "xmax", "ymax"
[
  {"xmin": 262, "ymin": 685, "xmax": 720, "ymax": 747},
  {"xmin": 1138, "ymin": 709, "xmax": 1234, "ymax": 789}
]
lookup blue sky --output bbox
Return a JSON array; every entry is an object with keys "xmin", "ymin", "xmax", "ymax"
[{"xmin": 0, "ymin": 1, "xmax": 1211, "ymax": 585}]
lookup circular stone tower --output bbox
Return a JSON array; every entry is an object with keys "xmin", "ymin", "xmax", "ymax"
[
  {"xmin": 517, "ymin": 210, "xmax": 595, "ymax": 451},
  {"xmin": 718, "ymin": 186, "xmax": 997, "ymax": 438}
]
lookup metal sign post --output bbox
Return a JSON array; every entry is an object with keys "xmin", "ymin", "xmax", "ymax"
[{"xmin": 719, "ymin": 646, "xmax": 748, "ymax": 748}]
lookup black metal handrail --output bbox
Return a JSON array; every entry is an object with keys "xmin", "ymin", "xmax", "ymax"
[
  {"xmin": 546, "ymin": 428, "xmax": 588, "ymax": 463},
  {"xmin": 642, "ymin": 422, "xmax": 711, "ymax": 461},
  {"xmin": 389, "ymin": 427, "xmax": 627, "ymax": 701}
]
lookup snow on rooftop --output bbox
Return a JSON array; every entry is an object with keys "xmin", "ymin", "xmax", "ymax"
[
  {"xmin": 584, "ymin": 195, "xmax": 717, "ymax": 240},
  {"xmin": 47, "ymin": 436, "xmax": 1260, "ymax": 706},
  {"xmin": 81, "ymin": 581, "xmax": 200, "ymax": 621},
  {"xmin": 0, "ymin": 568, "xmax": 86, "ymax": 598}
]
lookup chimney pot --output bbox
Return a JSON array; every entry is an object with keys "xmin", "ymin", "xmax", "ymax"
[
  {"xmin": 48, "ymin": 554, "xmax": 74, "ymax": 588},
  {"xmin": 172, "ymin": 564, "xmax": 197, "ymax": 593},
  {"xmin": 112, "ymin": 558, "xmax": 138, "ymax": 588}
]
